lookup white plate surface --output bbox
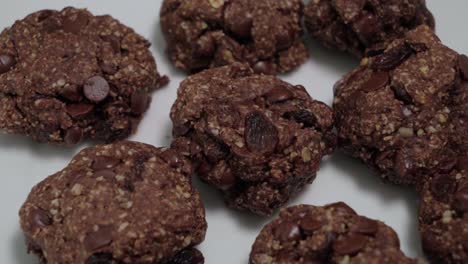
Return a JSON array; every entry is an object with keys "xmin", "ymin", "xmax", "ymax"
[{"xmin": 1, "ymin": 1, "xmax": 467, "ymax": 263}]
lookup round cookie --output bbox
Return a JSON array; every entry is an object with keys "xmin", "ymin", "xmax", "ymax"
[
  {"xmin": 418, "ymin": 163, "xmax": 468, "ymax": 263},
  {"xmin": 19, "ymin": 141, "xmax": 206, "ymax": 263},
  {"xmin": 0, "ymin": 7, "xmax": 168, "ymax": 145},
  {"xmin": 333, "ymin": 25, "xmax": 467, "ymax": 185},
  {"xmin": 170, "ymin": 63, "xmax": 335, "ymax": 215},
  {"xmin": 160, "ymin": 0, "xmax": 309, "ymax": 74},
  {"xmin": 304, "ymin": 0, "xmax": 435, "ymax": 57},
  {"xmin": 250, "ymin": 203, "xmax": 419, "ymax": 264}
]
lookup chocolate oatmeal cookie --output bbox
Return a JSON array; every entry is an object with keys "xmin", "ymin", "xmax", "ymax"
[
  {"xmin": 170, "ymin": 63, "xmax": 335, "ymax": 215},
  {"xmin": 0, "ymin": 7, "xmax": 168, "ymax": 145},
  {"xmin": 160, "ymin": 0, "xmax": 309, "ymax": 74},
  {"xmin": 304, "ymin": 0, "xmax": 435, "ymax": 57},
  {"xmin": 250, "ymin": 203, "xmax": 419, "ymax": 264},
  {"xmin": 333, "ymin": 25, "xmax": 467, "ymax": 186},
  {"xmin": 19, "ymin": 141, "xmax": 206, "ymax": 264}
]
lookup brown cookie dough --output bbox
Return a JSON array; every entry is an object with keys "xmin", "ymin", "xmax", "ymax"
[
  {"xmin": 418, "ymin": 162, "xmax": 468, "ymax": 264},
  {"xmin": 0, "ymin": 7, "xmax": 168, "ymax": 145},
  {"xmin": 19, "ymin": 141, "xmax": 206, "ymax": 264},
  {"xmin": 160, "ymin": 0, "xmax": 309, "ymax": 74},
  {"xmin": 333, "ymin": 25, "xmax": 467, "ymax": 186},
  {"xmin": 250, "ymin": 203, "xmax": 419, "ymax": 264},
  {"xmin": 304, "ymin": 0, "xmax": 435, "ymax": 57},
  {"xmin": 170, "ymin": 63, "xmax": 335, "ymax": 215}
]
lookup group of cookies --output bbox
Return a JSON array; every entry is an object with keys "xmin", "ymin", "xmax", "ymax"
[{"xmin": 0, "ymin": 0, "xmax": 464, "ymax": 263}]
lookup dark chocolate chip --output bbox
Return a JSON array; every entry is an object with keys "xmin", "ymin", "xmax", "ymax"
[
  {"xmin": 391, "ymin": 85, "xmax": 413, "ymax": 104},
  {"xmin": 457, "ymin": 156, "xmax": 468, "ymax": 171},
  {"xmin": 64, "ymin": 127, "xmax": 83, "ymax": 145},
  {"xmin": 93, "ymin": 169, "xmax": 116, "ymax": 179},
  {"xmin": 173, "ymin": 123, "xmax": 191, "ymax": 137},
  {"xmin": 407, "ymin": 42, "xmax": 428, "ymax": 53},
  {"xmin": 0, "ymin": 54, "xmax": 16, "ymax": 74},
  {"xmin": 131, "ymin": 91, "xmax": 150, "ymax": 115},
  {"xmin": 332, "ymin": 234, "xmax": 368, "ymax": 255},
  {"xmin": 253, "ymin": 61, "xmax": 276, "ymax": 75},
  {"xmin": 42, "ymin": 16, "xmax": 62, "ymax": 32},
  {"xmin": 459, "ymin": 55, "xmax": 468, "ymax": 80},
  {"xmin": 160, "ymin": 149, "xmax": 181, "ymax": 166},
  {"xmin": 244, "ymin": 111, "xmax": 278, "ymax": 154},
  {"xmin": 60, "ymin": 85, "xmax": 83, "ymax": 102},
  {"xmin": 353, "ymin": 14, "xmax": 379, "ymax": 45},
  {"xmin": 352, "ymin": 216, "xmax": 378, "ymax": 235},
  {"xmin": 217, "ymin": 170, "xmax": 236, "ymax": 190},
  {"xmin": 283, "ymin": 110, "xmax": 318, "ymax": 129},
  {"xmin": 454, "ymin": 187, "xmax": 468, "ymax": 213},
  {"xmin": 63, "ymin": 12, "xmax": 89, "ymax": 34},
  {"xmin": 326, "ymin": 202, "xmax": 357, "ymax": 215},
  {"xmin": 361, "ymin": 71, "xmax": 389, "ymax": 92},
  {"xmin": 370, "ymin": 44, "xmax": 413, "ymax": 71},
  {"xmin": 86, "ymin": 253, "xmax": 114, "ymax": 264},
  {"xmin": 194, "ymin": 34, "xmax": 216, "ymax": 58},
  {"xmin": 202, "ymin": 135, "xmax": 230, "ymax": 163},
  {"xmin": 169, "ymin": 248, "xmax": 204, "ymax": 264},
  {"xmin": 30, "ymin": 208, "xmax": 52, "ymax": 228},
  {"xmin": 84, "ymin": 76, "xmax": 110, "ymax": 103},
  {"xmin": 276, "ymin": 28, "xmax": 294, "ymax": 50},
  {"xmin": 92, "ymin": 156, "xmax": 120, "ymax": 170},
  {"xmin": 100, "ymin": 63, "xmax": 118, "ymax": 75},
  {"xmin": 37, "ymin": 10, "xmax": 55, "ymax": 22},
  {"xmin": 66, "ymin": 103, "xmax": 94, "ymax": 119},
  {"xmin": 224, "ymin": 4, "xmax": 252, "ymax": 39},
  {"xmin": 274, "ymin": 222, "xmax": 301, "ymax": 242},
  {"xmin": 101, "ymin": 35, "xmax": 121, "ymax": 54},
  {"xmin": 84, "ymin": 225, "xmax": 113, "ymax": 251},
  {"xmin": 431, "ymin": 175, "xmax": 456, "ymax": 200},
  {"xmin": 299, "ymin": 217, "xmax": 324, "ymax": 234},
  {"xmin": 264, "ymin": 87, "xmax": 293, "ymax": 104}
]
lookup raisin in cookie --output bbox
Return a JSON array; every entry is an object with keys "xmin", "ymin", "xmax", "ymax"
[
  {"xmin": 160, "ymin": 0, "xmax": 308, "ymax": 74},
  {"xmin": 304, "ymin": 0, "xmax": 434, "ymax": 57},
  {"xmin": 0, "ymin": 7, "xmax": 168, "ymax": 145},
  {"xmin": 170, "ymin": 63, "xmax": 335, "ymax": 215},
  {"xmin": 19, "ymin": 141, "xmax": 206, "ymax": 263},
  {"xmin": 334, "ymin": 25, "xmax": 467, "ymax": 186},
  {"xmin": 250, "ymin": 203, "xmax": 420, "ymax": 264}
]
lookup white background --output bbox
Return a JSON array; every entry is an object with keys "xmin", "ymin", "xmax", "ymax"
[{"xmin": 0, "ymin": 1, "xmax": 467, "ymax": 263}]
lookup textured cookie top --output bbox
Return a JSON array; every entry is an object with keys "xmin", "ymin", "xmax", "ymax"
[
  {"xmin": 0, "ymin": 7, "xmax": 168, "ymax": 145},
  {"xmin": 160, "ymin": 0, "xmax": 309, "ymax": 74},
  {"xmin": 250, "ymin": 203, "xmax": 418, "ymax": 264},
  {"xmin": 304, "ymin": 0, "xmax": 434, "ymax": 57},
  {"xmin": 19, "ymin": 141, "xmax": 206, "ymax": 264},
  {"xmin": 334, "ymin": 25, "xmax": 467, "ymax": 185},
  {"xmin": 171, "ymin": 63, "xmax": 335, "ymax": 215},
  {"xmin": 418, "ymin": 166, "xmax": 468, "ymax": 263}
]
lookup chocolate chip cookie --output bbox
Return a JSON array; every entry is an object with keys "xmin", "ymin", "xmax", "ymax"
[
  {"xmin": 333, "ymin": 25, "xmax": 467, "ymax": 186},
  {"xmin": 0, "ymin": 7, "xmax": 168, "ymax": 145},
  {"xmin": 170, "ymin": 63, "xmax": 335, "ymax": 215},
  {"xmin": 418, "ymin": 162, "xmax": 468, "ymax": 264},
  {"xmin": 160, "ymin": 0, "xmax": 309, "ymax": 74},
  {"xmin": 250, "ymin": 203, "xmax": 419, "ymax": 264},
  {"xmin": 19, "ymin": 141, "xmax": 206, "ymax": 263},
  {"xmin": 304, "ymin": 0, "xmax": 435, "ymax": 57}
]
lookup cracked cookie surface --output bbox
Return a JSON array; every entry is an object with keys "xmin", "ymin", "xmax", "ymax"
[
  {"xmin": 0, "ymin": 7, "xmax": 168, "ymax": 145},
  {"xmin": 170, "ymin": 63, "xmax": 335, "ymax": 215},
  {"xmin": 160, "ymin": 0, "xmax": 308, "ymax": 74},
  {"xmin": 19, "ymin": 141, "xmax": 206, "ymax": 264}
]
